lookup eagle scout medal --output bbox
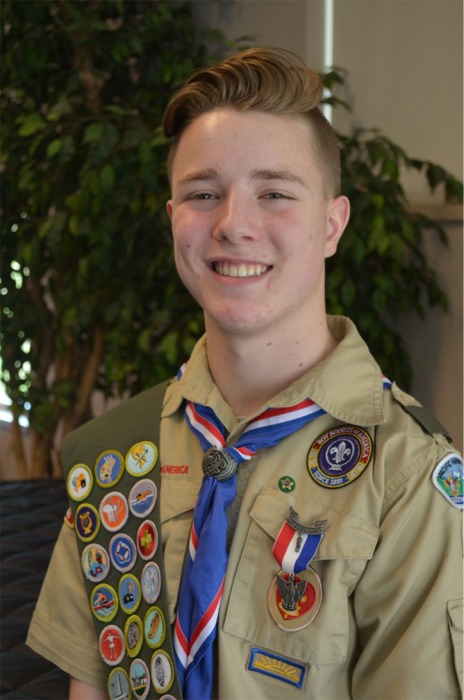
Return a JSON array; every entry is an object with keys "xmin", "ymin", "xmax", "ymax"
[
  {"xmin": 308, "ymin": 424, "xmax": 373, "ymax": 488},
  {"xmin": 270, "ymin": 507, "xmax": 325, "ymax": 630}
]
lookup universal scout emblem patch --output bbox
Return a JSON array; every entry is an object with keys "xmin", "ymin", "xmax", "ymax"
[
  {"xmin": 307, "ymin": 425, "xmax": 373, "ymax": 488},
  {"xmin": 64, "ymin": 377, "xmax": 182, "ymax": 700}
]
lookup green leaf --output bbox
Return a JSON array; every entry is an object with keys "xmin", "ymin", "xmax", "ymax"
[
  {"xmin": 17, "ymin": 113, "xmax": 46, "ymax": 136},
  {"xmin": 83, "ymin": 122, "xmax": 104, "ymax": 145},
  {"xmin": 46, "ymin": 138, "xmax": 62, "ymax": 158}
]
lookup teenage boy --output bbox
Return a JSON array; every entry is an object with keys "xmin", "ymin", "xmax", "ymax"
[{"xmin": 28, "ymin": 48, "xmax": 463, "ymax": 700}]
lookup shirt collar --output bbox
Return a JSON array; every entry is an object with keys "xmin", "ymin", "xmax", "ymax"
[{"xmin": 162, "ymin": 316, "xmax": 386, "ymax": 428}]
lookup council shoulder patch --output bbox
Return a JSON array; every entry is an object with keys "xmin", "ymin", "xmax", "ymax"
[
  {"xmin": 432, "ymin": 453, "xmax": 463, "ymax": 509},
  {"xmin": 247, "ymin": 647, "xmax": 308, "ymax": 689},
  {"xmin": 308, "ymin": 425, "xmax": 372, "ymax": 488}
]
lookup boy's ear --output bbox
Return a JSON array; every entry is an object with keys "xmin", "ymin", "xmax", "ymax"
[
  {"xmin": 325, "ymin": 195, "xmax": 350, "ymax": 259},
  {"xmin": 166, "ymin": 200, "xmax": 173, "ymax": 221}
]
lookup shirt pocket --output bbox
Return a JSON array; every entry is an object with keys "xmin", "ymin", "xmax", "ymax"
[
  {"xmin": 223, "ymin": 487, "xmax": 379, "ymax": 665},
  {"xmin": 161, "ymin": 476, "xmax": 202, "ymax": 621}
]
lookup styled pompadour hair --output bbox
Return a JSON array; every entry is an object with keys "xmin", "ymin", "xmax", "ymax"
[{"xmin": 163, "ymin": 47, "xmax": 341, "ymax": 197}]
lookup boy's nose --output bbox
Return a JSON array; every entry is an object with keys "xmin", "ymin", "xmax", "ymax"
[{"xmin": 212, "ymin": 193, "xmax": 258, "ymax": 243}]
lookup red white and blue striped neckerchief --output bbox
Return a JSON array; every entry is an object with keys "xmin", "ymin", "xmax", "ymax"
[{"xmin": 173, "ymin": 363, "xmax": 392, "ymax": 699}]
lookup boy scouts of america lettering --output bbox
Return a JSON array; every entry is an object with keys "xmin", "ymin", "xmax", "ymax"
[{"xmin": 307, "ymin": 424, "xmax": 373, "ymax": 488}]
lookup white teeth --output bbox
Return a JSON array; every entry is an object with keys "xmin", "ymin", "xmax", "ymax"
[{"xmin": 214, "ymin": 262, "xmax": 268, "ymax": 277}]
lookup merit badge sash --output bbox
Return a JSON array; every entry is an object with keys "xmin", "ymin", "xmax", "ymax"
[
  {"xmin": 63, "ymin": 380, "xmax": 183, "ymax": 700},
  {"xmin": 269, "ymin": 507, "xmax": 326, "ymax": 631}
]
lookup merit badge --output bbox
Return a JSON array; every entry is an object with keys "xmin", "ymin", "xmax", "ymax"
[
  {"xmin": 109, "ymin": 533, "xmax": 137, "ymax": 573},
  {"xmin": 130, "ymin": 658, "xmax": 150, "ymax": 700},
  {"xmin": 64, "ymin": 506, "xmax": 74, "ymax": 528},
  {"xmin": 129, "ymin": 478, "xmax": 157, "ymax": 518},
  {"xmin": 137, "ymin": 520, "xmax": 158, "ymax": 560},
  {"xmin": 81, "ymin": 543, "xmax": 110, "ymax": 582},
  {"xmin": 100, "ymin": 492, "xmax": 129, "ymax": 532},
  {"xmin": 144, "ymin": 606, "xmax": 166, "ymax": 649},
  {"xmin": 75, "ymin": 503, "xmax": 100, "ymax": 542},
  {"xmin": 99, "ymin": 625, "xmax": 125, "ymax": 666},
  {"xmin": 91, "ymin": 583, "xmax": 118, "ymax": 622},
  {"xmin": 308, "ymin": 425, "xmax": 373, "ymax": 488},
  {"xmin": 432, "ymin": 453, "xmax": 463, "ymax": 509},
  {"xmin": 278, "ymin": 476, "xmax": 296, "ymax": 493},
  {"xmin": 67, "ymin": 464, "xmax": 93, "ymax": 501},
  {"xmin": 151, "ymin": 650, "xmax": 175, "ymax": 694},
  {"xmin": 126, "ymin": 441, "xmax": 158, "ymax": 477},
  {"xmin": 141, "ymin": 562, "xmax": 162, "ymax": 604},
  {"xmin": 107, "ymin": 667, "xmax": 130, "ymax": 700},
  {"xmin": 124, "ymin": 614, "xmax": 143, "ymax": 658},
  {"xmin": 95, "ymin": 450, "xmax": 125, "ymax": 488},
  {"xmin": 119, "ymin": 573, "xmax": 142, "ymax": 614},
  {"xmin": 268, "ymin": 568, "xmax": 322, "ymax": 631}
]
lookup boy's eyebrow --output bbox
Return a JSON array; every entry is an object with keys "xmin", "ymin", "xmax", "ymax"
[
  {"xmin": 177, "ymin": 168, "xmax": 219, "ymax": 186},
  {"xmin": 251, "ymin": 169, "xmax": 308, "ymax": 188}
]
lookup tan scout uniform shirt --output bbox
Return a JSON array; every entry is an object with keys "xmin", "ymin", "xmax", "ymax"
[{"xmin": 28, "ymin": 316, "xmax": 463, "ymax": 698}]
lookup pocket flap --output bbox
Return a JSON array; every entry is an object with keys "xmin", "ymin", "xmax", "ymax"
[
  {"xmin": 250, "ymin": 488, "xmax": 379, "ymax": 560},
  {"xmin": 160, "ymin": 476, "xmax": 202, "ymax": 523}
]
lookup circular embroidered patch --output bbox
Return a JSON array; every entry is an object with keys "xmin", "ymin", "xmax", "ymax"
[
  {"xmin": 124, "ymin": 614, "xmax": 143, "ymax": 658},
  {"xmin": 107, "ymin": 667, "xmax": 130, "ymax": 700},
  {"xmin": 126, "ymin": 441, "xmax": 158, "ymax": 477},
  {"xmin": 307, "ymin": 425, "xmax": 373, "ymax": 488},
  {"xmin": 100, "ymin": 492, "xmax": 129, "ymax": 532},
  {"xmin": 99, "ymin": 625, "xmax": 125, "ymax": 666},
  {"xmin": 67, "ymin": 464, "xmax": 93, "ymax": 501},
  {"xmin": 75, "ymin": 503, "xmax": 100, "ymax": 542},
  {"xmin": 144, "ymin": 606, "xmax": 166, "ymax": 649},
  {"xmin": 90, "ymin": 583, "xmax": 118, "ymax": 622},
  {"xmin": 81, "ymin": 543, "xmax": 110, "ymax": 582},
  {"xmin": 268, "ymin": 567, "xmax": 322, "ymax": 632},
  {"xmin": 130, "ymin": 658, "xmax": 150, "ymax": 700},
  {"xmin": 109, "ymin": 533, "xmax": 137, "ymax": 573},
  {"xmin": 278, "ymin": 475, "xmax": 296, "ymax": 492},
  {"xmin": 141, "ymin": 562, "xmax": 161, "ymax": 605},
  {"xmin": 129, "ymin": 478, "xmax": 157, "ymax": 518},
  {"xmin": 119, "ymin": 573, "xmax": 142, "ymax": 614},
  {"xmin": 137, "ymin": 520, "xmax": 158, "ymax": 561},
  {"xmin": 151, "ymin": 649, "xmax": 175, "ymax": 694},
  {"xmin": 95, "ymin": 450, "xmax": 125, "ymax": 488}
]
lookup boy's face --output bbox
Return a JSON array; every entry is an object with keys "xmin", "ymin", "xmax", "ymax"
[{"xmin": 167, "ymin": 108, "xmax": 349, "ymax": 340}]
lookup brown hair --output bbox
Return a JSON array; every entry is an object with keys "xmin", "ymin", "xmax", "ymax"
[{"xmin": 163, "ymin": 47, "xmax": 341, "ymax": 197}]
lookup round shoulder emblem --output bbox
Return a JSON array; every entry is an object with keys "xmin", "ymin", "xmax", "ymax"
[
  {"xmin": 126, "ymin": 441, "xmax": 158, "ymax": 477},
  {"xmin": 129, "ymin": 478, "xmax": 157, "ymax": 518},
  {"xmin": 81, "ymin": 543, "xmax": 110, "ymax": 582},
  {"xmin": 99, "ymin": 492, "xmax": 129, "ymax": 532},
  {"xmin": 75, "ymin": 503, "xmax": 100, "ymax": 542},
  {"xmin": 151, "ymin": 649, "xmax": 175, "ymax": 694},
  {"xmin": 67, "ymin": 464, "xmax": 93, "ymax": 501},
  {"xmin": 107, "ymin": 667, "xmax": 130, "ymax": 700},
  {"xmin": 95, "ymin": 450, "xmax": 125, "ymax": 488},
  {"xmin": 90, "ymin": 583, "xmax": 118, "ymax": 622},
  {"xmin": 307, "ymin": 425, "xmax": 373, "ymax": 488}
]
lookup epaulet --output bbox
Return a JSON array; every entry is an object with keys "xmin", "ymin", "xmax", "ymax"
[{"xmin": 391, "ymin": 383, "xmax": 452, "ymax": 442}]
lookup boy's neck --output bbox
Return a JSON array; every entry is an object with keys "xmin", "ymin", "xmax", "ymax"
[{"xmin": 204, "ymin": 317, "xmax": 336, "ymax": 417}]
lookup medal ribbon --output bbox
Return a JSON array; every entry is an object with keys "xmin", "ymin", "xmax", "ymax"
[
  {"xmin": 272, "ymin": 520, "xmax": 323, "ymax": 574},
  {"xmin": 174, "ymin": 391, "xmax": 326, "ymax": 699}
]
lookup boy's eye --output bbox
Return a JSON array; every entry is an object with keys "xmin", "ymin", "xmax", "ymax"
[
  {"xmin": 192, "ymin": 192, "xmax": 217, "ymax": 200},
  {"xmin": 263, "ymin": 192, "xmax": 291, "ymax": 199}
]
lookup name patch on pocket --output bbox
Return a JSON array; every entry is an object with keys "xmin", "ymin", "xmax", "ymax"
[{"xmin": 247, "ymin": 646, "xmax": 308, "ymax": 689}]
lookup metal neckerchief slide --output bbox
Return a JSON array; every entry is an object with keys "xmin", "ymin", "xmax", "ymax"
[{"xmin": 62, "ymin": 379, "xmax": 183, "ymax": 700}]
